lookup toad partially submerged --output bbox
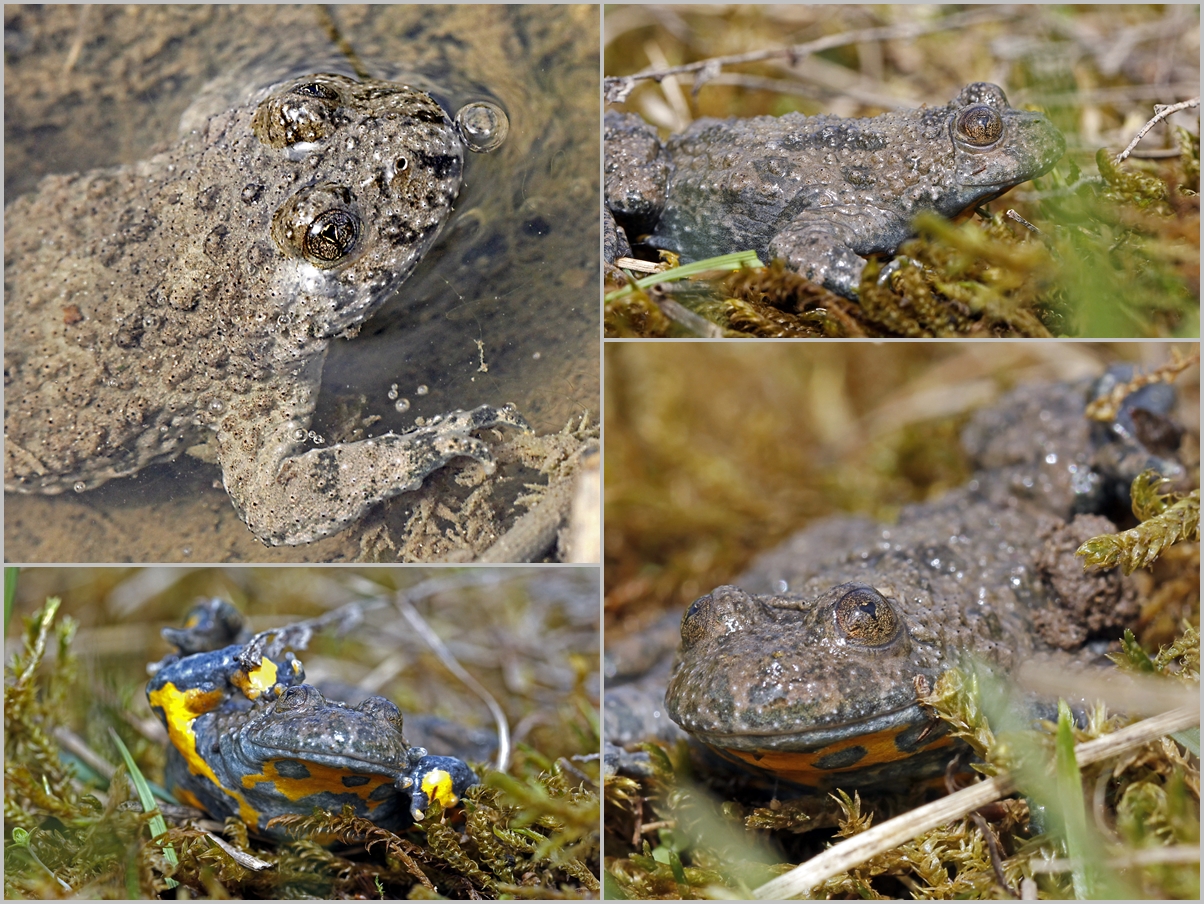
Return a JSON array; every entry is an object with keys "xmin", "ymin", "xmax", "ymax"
[
  {"xmin": 606, "ymin": 368, "xmax": 1188, "ymax": 790},
  {"xmin": 147, "ymin": 600, "xmax": 479, "ymax": 838},
  {"xmin": 5, "ymin": 71, "xmax": 525, "ymax": 546},
  {"xmin": 605, "ymin": 83, "xmax": 1064, "ymax": 298}
]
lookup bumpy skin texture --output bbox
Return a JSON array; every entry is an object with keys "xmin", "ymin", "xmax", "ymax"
[
  {"xmin": 146, "ymin": 602, "xmax": 478, "ymax": 838},
  {"xmin": 609, "ymin": 371, "xmax": 1183, "ymax": 789},
  {"xmin": 605, "ymin": 83, "xmax": 1064, "ymax": 297},
  {"xmin": 5, "ymin": 72, "xmax": 526, "ymax": 545}
]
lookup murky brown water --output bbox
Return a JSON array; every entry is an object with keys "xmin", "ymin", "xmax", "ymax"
[{"xmin": 4, "ymin": 5, "xmax": 600, "ymax": 562}]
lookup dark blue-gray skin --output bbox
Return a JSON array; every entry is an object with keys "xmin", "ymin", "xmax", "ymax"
[
  {"xmin": 147, "ymin": 601, "xmax": 478, "ymax": 838},
  {"xmin": 605, "ymin": 367, "xmax": 1186, "ymax": 790},
  {"xmin": 605, "ymin": 83, "xmax": 1065, "ymax": 298}
]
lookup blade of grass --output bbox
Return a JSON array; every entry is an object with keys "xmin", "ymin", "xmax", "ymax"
[
  {"xmin": 5, "ymin": 567, "xmax": 18, "ymax": 634},
  {"xmin": 109, "ymin": 727, "xmax": 178, "ymax": 889},
  {"xmin": 1172, "ymin": 727, "xmax": 1200, "ymax": 756},
  {"xmin": 605, "ymin": 250, "xmax": 764, "ymax": 303},
  {"xmin": 1054, "ymin": 700, "xmax": 1097, "ymax": 898}
]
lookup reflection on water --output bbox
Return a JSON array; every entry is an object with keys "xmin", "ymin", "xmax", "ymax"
[{"xmin": 3, "ymin": 5, "xmax": 599, "ymax": 562}]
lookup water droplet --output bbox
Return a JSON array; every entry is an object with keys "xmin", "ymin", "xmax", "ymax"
[
  {"xmin": 73, "ymin": 481, "xmax": 86, "ymax": 493},
  {"xmin": 415, "ymin": 384, "xmax": 429, "ymax": 396},
  {"xmin": 394, "ymin": 398, "xmax": 411, "ymax": 413},
  {"xmin": 387, "ymin": 383, "xmax": 399, "ymax": 400},
  {"xmin": 532, "ymin": 351, "xmax": 541, "ymax": 360},
  {"xmin": 293, "ymin": 428, "xmax": 306, "ymax": 441},
  {"xmin": 775, "ymin": 580, "xmax": 788, "ymax": 594},
  {"xmin": 455, "ymin": 101, "xmax": 509, "ymax": 153}
]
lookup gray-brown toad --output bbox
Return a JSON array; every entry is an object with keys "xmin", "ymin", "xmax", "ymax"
[
  {"xmin": 5, "ymin": 71, "xmax": 525, "ymax": 546},
  {"xmin": 605, "ymin": 82, "xmax": 1064, "ymax": 297},
  {"xmin": 607, "ymin": 368, "xmax": 1189, "ymax": 790}
]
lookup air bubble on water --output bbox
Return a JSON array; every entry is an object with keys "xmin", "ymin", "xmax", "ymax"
[
  {"xmin": 416, "ymin": 384, "xmax": 429, "ymax": 396},
  {"xmin": 532, "ymin": 351, "xmax": 541, "ymax": 360},
  {"xmin": 308, "ymin": 431, "xmax": 325, "ymax": 444},
  {"xmin": 293, "ymin": 428, "xmax": 306, "ymax": 441},
  {"xmin": 455, "ymin": 101, "xmax": 509, "ymax": 153},
  {"xmin": 394, "ymin": 398, "xmax": 411, "ymax": 413},
  {"xmin": 775, "ymin": 580, "xmax": 788, "ymax": 594},
  {"xmin": 73, "ymin": 481, "xmax": 86, "ymax": 493},
  {"xmin": 387, "ymin": 383, "xmax": 399, "ymax": 400}
]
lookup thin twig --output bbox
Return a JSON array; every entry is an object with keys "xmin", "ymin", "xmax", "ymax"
[
  {"xmin": 605, "ymin": 8, "xmax": 1014, "ymax": 104},
  {"xmin": 1115, "ymin": 97, "xmax": 1200, "ymax": 164},
  {"xmin": 753, "ymin": 705, "xmax": 1200, "ymax": 900},
  {"xmin": 341, "ymin": 571, "xmax": 525, "ymax": 772},
  {"xmin": 393, "ymin": 586, "xmax": 512, "ymax": 773}
]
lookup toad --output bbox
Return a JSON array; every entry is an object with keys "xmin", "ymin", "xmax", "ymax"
[
  {"xmin": 607, "ymin": 368, "xmax": 1188, "ymax": 789},
  {"xmin": 4, "ymin": 71, "xmax": 526, "ymax": 546},
  {"xmin": 147, "ymin": 600, "xmax": 478, "ymax": 838},
  {"xmin": 605, "ymin": 83, "xmax": 1064, "ymax": 298}
]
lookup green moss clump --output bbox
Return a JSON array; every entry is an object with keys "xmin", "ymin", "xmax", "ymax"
[{"xmin": 1077, "ymin": 471, "xmax": 1200, "ymax": 574}]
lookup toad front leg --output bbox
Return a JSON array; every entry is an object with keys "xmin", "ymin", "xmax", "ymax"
[
  {"xmin": 215, "ymin": 365, "xmax": 529, "ymax": 546},
  {"xmin": 769, "ymin": 205, "xmax": 912, "ymax": 299}
]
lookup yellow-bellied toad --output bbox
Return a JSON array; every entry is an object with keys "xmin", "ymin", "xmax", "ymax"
[
  {"xmin": 607, "ymin": 369, "xmax": 1187, "ymax": 789},
  {"xmin": 147, "ymin": 600, "xmax": 478, "ymax": 838},
  {"xmin": 5, "ymin": 72, "xmax": 526, "ymax": 545},
  {"xmin": 605, "ymin": 83, "xmax": 1064, "ymax": 297}
]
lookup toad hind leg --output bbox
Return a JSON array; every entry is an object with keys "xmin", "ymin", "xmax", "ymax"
[{"xmin": 216, "ymin": 375, "xmax": 529, "ymax": 546}]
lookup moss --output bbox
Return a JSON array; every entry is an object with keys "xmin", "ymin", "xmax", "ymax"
[{"xmin": 1078, "ymin": 472, "xmax": 1200, "ymax": 574}]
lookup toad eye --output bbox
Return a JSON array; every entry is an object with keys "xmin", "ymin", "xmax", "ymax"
[
  {"xmin": 305, "ymin": 209, "xmax": 360, "ymax": 264},
  {"xmin": 271, "ymin": 182, "xmax": 364, "ymax": 268},
  {"xmin": 680, "ymin": 594, "xmax": 715, "ymax": 648},
  {"xmin": 680, "ymin": 585, "xmax": 748, "ymax": 648},
  {"xmin": 291, "ymin": 81, "xmax": 340, "ymax": 101},
  {"xmin": 274, "ymin": 684, "xmax": 323, "ymax": 713},
  {"xmin": 834, "ymin": 586, "xmax": 902, "ymax": 647},
  {"xmin": 253, "ymin": 78, "xmax": 345, "ymax": 148},
  {"xmin": 955, "ymin": 104, "xmax": 1004, "ymax": 148},
  {"xmin": 356, "ymin": 696, "xmax": 405, "ymax": 734}
]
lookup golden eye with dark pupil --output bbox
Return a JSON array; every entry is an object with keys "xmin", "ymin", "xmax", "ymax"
[
  {"xmin": 680, "ymin": 595, "xmax": 712, "ymax": 648},
  {"xmin": 956, "ymin": 105, "xmax": 1003, "ymax": 147},
  {"xmin": 304, "ymin": 209, "xmax": 360, "ymax": 263},
  {"xmin": 835, "ymin": 587, "xmax": 901, "ymax": 646}
]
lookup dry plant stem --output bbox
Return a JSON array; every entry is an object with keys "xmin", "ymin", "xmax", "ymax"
[
  {"xmin": 1114, "ymin": 97, "xmax": 1200, "ymax": 163},
  {"xmin": 1031, "ymin": 846, "xmax": 1202, "ymax": 871},
  {"xmin": 604, "ymin": 8, "xmax": 1012, "ymax": 103},
  {"xmin": 753, "ymin": 705, "xmax": 1200, "ymax": 900},
  {"xmin": 205, "ymin": 832, "xmax": 272, "ymax": 871},
  {"xmin": 52, "ymin": 726, "xmax": 116, "ymax": 780}
]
